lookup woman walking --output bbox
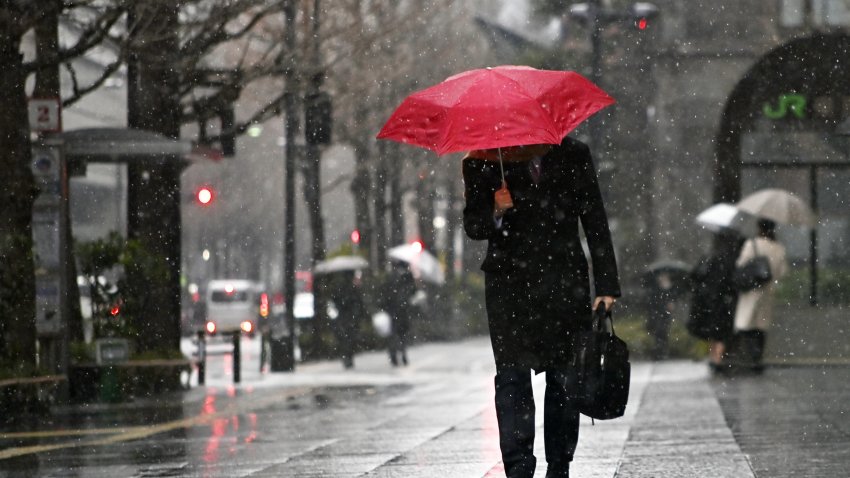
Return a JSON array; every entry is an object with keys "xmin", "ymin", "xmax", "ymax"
[{"xmin": 732, "ymin": 219, "xmax": 787, "ymax": 373}]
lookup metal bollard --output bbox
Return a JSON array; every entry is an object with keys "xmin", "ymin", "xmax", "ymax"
[
  {"xmin": 197, "ymin": 330, "xmax": 206, "ymax": 386},
  {"xmin": 232, "ymin": 332, "xmax": 241, "ymax": 384}
]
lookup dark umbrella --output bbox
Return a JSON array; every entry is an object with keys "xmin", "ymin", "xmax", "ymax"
[{"xmin": 643, "ymin": 259, "xmax": 692, "ymax": 298}]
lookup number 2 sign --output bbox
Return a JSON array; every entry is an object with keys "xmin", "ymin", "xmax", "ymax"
[{"xmin": 28, "ymin": 97, "xmax": 62, "ymax": 132}]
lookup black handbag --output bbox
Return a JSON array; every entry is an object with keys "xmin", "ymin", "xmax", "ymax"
[
  {"xmin": 576, "ymin": 306, "xmax": 630, "ymax": 421},
  {"xmin": 734, "ymin": 255, "xmax": 772, "ymax": 292},
  {"xmin": 734, "ymin": 240, "xmax": 773, "ymax": 292}
]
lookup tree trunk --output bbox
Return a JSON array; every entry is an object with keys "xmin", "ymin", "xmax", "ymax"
[
  {"xmin": 302, "ymin": 143, "xmax": 326, "ymax": 266},
  {"xmin": 388, "ymin": 147, "xmax": 405, "ymax": 247},
  {"xmin": 0, "ymin": 26, "xmax": 37, "ymax": 372},
  {"xmin": 126, "ymin": 3, "xmax": 182, "ymax": 354},
  {"xmin": 415, "ymin": 169, "xmax": 434, "ymax": 251},
  {"xmin": 373, "ymin": 141, "xmax": 389, "ymax": 266}
]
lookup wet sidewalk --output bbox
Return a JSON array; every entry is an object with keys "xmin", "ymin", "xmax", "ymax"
[{"xmin": 1, "ymin": 337, "xmax": 849, "ymax": 477}]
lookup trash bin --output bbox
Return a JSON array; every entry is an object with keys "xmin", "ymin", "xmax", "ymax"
[{"xmin": 270, "ymin": 335, "xmax": 295, "ymax": 372}]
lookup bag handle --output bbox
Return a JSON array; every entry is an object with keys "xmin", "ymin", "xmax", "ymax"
[{"xmin": 593, "ymin": 304, "xmax": 615, "ymax": 335}]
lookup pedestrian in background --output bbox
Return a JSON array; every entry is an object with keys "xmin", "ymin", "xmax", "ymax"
[
  {"xmin": 686, "ymin": 231, "xmax": 745, "ymax": 373},
  {"xmin": 384, "ymin": 260, "xmax": 416, "ymax": 366},
  {"xmin": 731, "ymin": 219, "xmax": 787, "ymax": 373},
  {"xmin": 463, "ymin": 138, "xmax": 620, "ymax": 478},
  {"xmin": 330, "ymin": 271, "xmax": 366, "ymax": 369}
]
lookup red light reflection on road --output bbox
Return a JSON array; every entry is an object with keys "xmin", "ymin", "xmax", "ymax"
[
  {"xmin": 201, "ymin": 392, "xmax": 260, "ymax": 463},
  {"xmin": 202, "ymin": 393, "xmax": 222, "ymax": 463},
  {"xmin": 245, "ymin": 414, "xmax": 258, "ymax": 443}
]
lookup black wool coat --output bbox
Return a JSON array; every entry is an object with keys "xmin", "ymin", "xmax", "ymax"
[
  {"xmin": 686, "ymin": 236, "xmax": 744, "ymax": 341},
  {"xmin": 462, "ymin": 137, "xmax": 621, "ymax": 371}
]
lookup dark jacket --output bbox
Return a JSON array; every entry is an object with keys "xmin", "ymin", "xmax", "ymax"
[
  {"xmin": 462, "ymin": 137, "xmax": 620, "ymax": 297},
  {"xmin": 383, "ymin": 265, "xmax": 416, "ymax": 334},
  {"xmin": 462, "ymin": 137, "xmax": 620, "ymax": 370},
  {"xmin": 687, "ymin": 236, "xmax": 744, "ymax": 340}
]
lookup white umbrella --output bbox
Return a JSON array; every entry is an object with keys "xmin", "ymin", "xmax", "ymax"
[
  {"xmin": 695, "ymin": 203, "xmax": 758, "ymax": 236},
  {"xmin": 388, "ymin": 244, "xmax": 445, "ymax": 285},
  {"xmin": 736, "ymin": 188, "xmax": 815, "ymax": 227},
  {"xmin": 313, "ymin": 255, "xmax": 369, "ymax": 274}
]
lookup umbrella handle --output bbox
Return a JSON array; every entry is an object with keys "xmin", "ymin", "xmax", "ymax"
[{"xmin": 498, "ymin": 147, "xmax": 505, "ymax": 183}]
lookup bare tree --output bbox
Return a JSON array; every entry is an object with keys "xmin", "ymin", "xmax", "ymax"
[
  {"xmin": 322, "ymin": 1, "xmax": 492, "ymax": 270},
  {"xmin": 0, "ymin": 1, "xmax": 131, "ymax": 373}
]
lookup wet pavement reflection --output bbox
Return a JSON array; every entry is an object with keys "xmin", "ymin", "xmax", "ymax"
[
  {"xmin": 2, "ymin": 337, "xmax": 850, "ymax": 477},
  {"xmin": 0, "ymin": 338, "xmax": 496, "ymax": 477},
  {"xmin": 713, "ymin": 366, "xmax": 850, "ymax": 477}
]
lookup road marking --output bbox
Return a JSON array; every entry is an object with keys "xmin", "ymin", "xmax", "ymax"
[
  {"xmin": 1, "ymin": 427, "xmax": 148, "ymax": 439},
  {"xmin": 0, "ymin": 387, "xmax": 311, "ymax": 461}
]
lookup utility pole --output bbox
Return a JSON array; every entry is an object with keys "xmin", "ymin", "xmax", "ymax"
[
  {"xmin": 275, "ymin": 0, "xmax": 298, "ymax": 372},
  {"xmin": 587, "ymin": 0, "xmax": 603, "ymax": 158}
]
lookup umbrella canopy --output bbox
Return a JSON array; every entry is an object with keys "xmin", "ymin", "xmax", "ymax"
[
  {"xmin": 646, "ymin": 259, "xmax": 691, "ymax": 275},
  {"xmin": 376, "ymin": 65, "xmax": 614, "ymax": 156},
  {"xmin": 695, "ymin": 203, "xmax": 759, "ymax": 236},
  {"xmin": 387, "ymin": 244, "xmax": 445, "ymax": 285},
  {"xmin": 313, "ymin": 256, "xmax": 369, "ymax": 275},
  {"xmin": 736, "ymin": 188, "xmax": 815, "ymax": 227}
]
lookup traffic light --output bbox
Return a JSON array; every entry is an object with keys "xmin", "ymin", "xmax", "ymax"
[
  {"xmin": 196, "ymin": 186, "xmax": 215, "ymax": 206},
  {"xmin": 259, "ymin": 292, "xmax": 270, "ymax": 318},
  {"xmin": 305, "ymin": 91, "xmax": 333, "ymax": 145},
  {"xmin": 350, "ymin": 229, "xmax": 361, "ymax": 244},
  {"xmin": 629, "ymin": 2, "xmax": 658, "ymax": 30},
  {"xmin": 411, "ymin": 239, "xmax": 424, "ymax": 253}
]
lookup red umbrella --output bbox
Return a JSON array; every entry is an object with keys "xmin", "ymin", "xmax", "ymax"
[{"xmin": 376, "ymin": 65, "xmax": 614, "ymax": 156}]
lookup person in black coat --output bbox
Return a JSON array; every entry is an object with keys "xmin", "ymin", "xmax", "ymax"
[
  {"xmin": 462, "ymin": 137, "xmax": 620, "ymax": 478},
  {"xmin": 686, "ymin": 231, "xmax": 744, "ymax": 372},
  {"xmin": 384, "ymin": 260, "xmax": 417, "ymax": 366},
  {"xmin": 330, "ymin": 271, "xmax": 366, "ymax": 369}
]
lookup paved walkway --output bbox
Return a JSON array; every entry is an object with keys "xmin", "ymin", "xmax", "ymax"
[{"xmin": 2, "ymin": 337, "xmax": 849, "ymax": 477}]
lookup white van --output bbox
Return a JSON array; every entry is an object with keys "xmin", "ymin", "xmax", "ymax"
[{"xmin": 204, "ymin": 279, "xmax": 264, "ymax": 336}]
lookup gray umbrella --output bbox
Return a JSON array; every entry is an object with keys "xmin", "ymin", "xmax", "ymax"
[{"xmin": 736, "ymin": 188, "xmax": 815, "ymax": 227}]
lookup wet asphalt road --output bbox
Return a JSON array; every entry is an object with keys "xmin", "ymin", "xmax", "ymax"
[{"xmin": 1, "ymin": 336, "xmax": 849, "ymax": 477}]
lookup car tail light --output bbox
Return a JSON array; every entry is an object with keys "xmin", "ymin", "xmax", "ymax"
[
  {"xmin": 240, "ymin": 321, "xmax": 253, "ymax": 333},
  {"xmin": 206, "ymin": 321, "xmax": 217, "ymax": 334}
]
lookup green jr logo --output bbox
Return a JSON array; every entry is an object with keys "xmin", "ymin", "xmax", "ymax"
[{"xmin": 763, "ymin": 94, "xmax": 806, "ymax": 119}]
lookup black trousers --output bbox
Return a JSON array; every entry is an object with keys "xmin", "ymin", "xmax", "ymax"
[{"xmin": 495, "ymin": 367, "xmax": 580, "ymax": 478}]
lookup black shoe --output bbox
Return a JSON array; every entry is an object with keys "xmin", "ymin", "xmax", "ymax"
[{"xmin": 545, "ymin": 463, "xmax": 569, "ymax": 478}]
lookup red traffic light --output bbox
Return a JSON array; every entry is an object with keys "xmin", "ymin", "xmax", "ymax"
[
  {"xmin": 636, "ymin": 17, "xmax": 648, "ymax": 30},
  {"xmin": 350, "ymin": 229, "xmax": 361, "ymax": 244},
  {"xmin": 196, "ymin": 186, "xmax": 215, "ymax": 206}
]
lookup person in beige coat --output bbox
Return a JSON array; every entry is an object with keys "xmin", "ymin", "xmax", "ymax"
[{"xmin": 732, "ymin": 219, "xmax": 787, "ymax": 372}]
